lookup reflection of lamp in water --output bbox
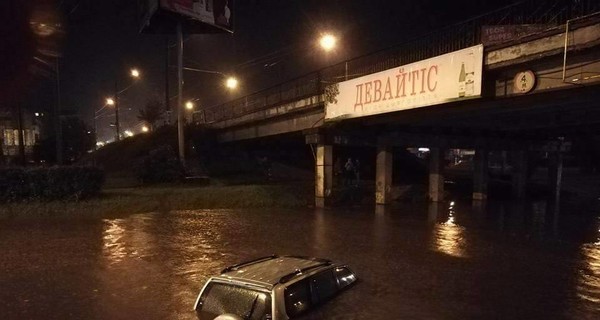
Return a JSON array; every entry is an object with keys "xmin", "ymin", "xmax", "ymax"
[
  {"xmin": 433, "ymin": 223, "xmax": 466, "ymax": 258},
  {"xmin": 102, "ymin": 220, "xmax": 127, "ymax": 264},
  {"xmin": 577, "ymin": 240, "xmax": 600, "ymax": 303},
  {"xmin": 431, "ymin": 202, "xmax": 467, "ymax": 258}
]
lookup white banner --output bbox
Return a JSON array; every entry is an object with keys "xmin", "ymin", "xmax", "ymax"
[{"xmin": 325, "ymin": 45, "xmax": 484, "ymax": 120}]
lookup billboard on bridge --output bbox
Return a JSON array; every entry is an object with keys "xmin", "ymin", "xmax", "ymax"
[{"xmin": 325, "ymin": 45, "xmax": 483, "ymax": 121}]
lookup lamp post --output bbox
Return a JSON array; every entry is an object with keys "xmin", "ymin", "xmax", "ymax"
[
  {"xmin": 318, "ymin": 32, "xmax": 349, "ymax": 80},
  {"xmin": 173, "ymin": 61, "xmax": 240, "ymax": 166},
  {"xmin": 106, "ymin": 68, "xmax": 140, "ymax": 142},
  {"xmin": 93, "ymin": 102, "xmax": 112, "ymax": 149}
]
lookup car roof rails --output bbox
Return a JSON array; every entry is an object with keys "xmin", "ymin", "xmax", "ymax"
[
  {"xmin": 221, "ymin": 255, "xmax": 278, "ymax": 274},
  {"xmin": 281, "ymin": 255, "xmax": 332, "ymax": 264},
  {"xmin": 278, "ymin": 261, "xmax": 332, "ymax": 284}
]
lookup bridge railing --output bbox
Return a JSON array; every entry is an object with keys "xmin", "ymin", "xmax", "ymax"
[
  {"xmin": 197, "ymin": 0, "xmax": 600, "ymax": 125},
  {"xmin": 201, "ymin": 72, "xmax": 321, "ymax": 123}
]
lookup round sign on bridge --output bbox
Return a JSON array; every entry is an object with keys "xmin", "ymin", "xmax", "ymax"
[{"xmin": 514, "ymin": 70, "xmax": 536, "ymax": 94}]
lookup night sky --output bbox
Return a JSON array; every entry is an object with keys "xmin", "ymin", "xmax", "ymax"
[{"xmin": 2, "ymin": 0, "xmax": 515, "ymax": 142}]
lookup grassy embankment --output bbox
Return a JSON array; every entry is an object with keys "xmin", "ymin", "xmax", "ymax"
[
  {"xmin": 0, "ymin": 183, "xmax": 313, "ymax": 220},
  {"xmin": 1, "ymin": 127, "xmax": 316, "ymax": 220}
]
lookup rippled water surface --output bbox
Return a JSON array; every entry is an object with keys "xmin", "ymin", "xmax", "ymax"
[{"xmin": 1, "ymin": 201, "xmax": 599, "ymax": 319}]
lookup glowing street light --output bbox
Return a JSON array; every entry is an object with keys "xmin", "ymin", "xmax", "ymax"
[
  {"xmin": 319, "ymin": 33, "xmax": 337, "ymax": 52},
  {"xmin": 124, "ymin": 130, "xmax": 134, "ymax": 137},
  {"xmin": 104, "ymin": 68, "xmax": 142, "ymax": 142},
  {"xmin": 225, "ymin": 76, "xmax": 239, "ymax": 90},
  {"xmin": 142, "ymin": 126, "xmax": 149, "ymax": 133},
  {"xmin": 185, "ymin": 101, "xmax": 194, "ymax": 110}
]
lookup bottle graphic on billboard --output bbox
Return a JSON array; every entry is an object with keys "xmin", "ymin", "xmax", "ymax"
[
  {"xmin": 464, "ymin": 52, "xmax": 475, "ymax": 96},
  {"xmin": 458, "ymin": 62, "xmax": 466, "ymax": 97}
]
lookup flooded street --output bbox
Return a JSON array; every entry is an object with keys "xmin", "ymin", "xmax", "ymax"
[{"xmin": 1, "ymin": 201, "xmax": 599, "ymax": 319}]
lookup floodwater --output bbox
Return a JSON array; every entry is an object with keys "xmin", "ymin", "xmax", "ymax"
[{"xmin": 1, "ymin": 201, "xmax": 599, "ymax": 319}]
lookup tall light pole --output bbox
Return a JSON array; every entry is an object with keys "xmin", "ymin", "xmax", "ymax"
[
  {"xmin": 55, "ymin": 58, "xmax": 63, "ymax": 164},
  {"xmin": 318, "ymin": 32, "xmax": 348, "ymax": 80},
  {"xmin": 172, "ymin": 59, "xmax": 240, "ymax": 166},
  {"xmin": 177, "ymin": 21, "xmax": 185, "ymax": 166},
  {"xmin": 105, "ymin": 97, "xmax": 116, "ymax": 140},
  {"xmin": 107, "ymin": 68, "xmax": 140, "ymax": 142},
  {"xmin": 113, "ymin": 80, "xmax": 121, "ymax": 141}
]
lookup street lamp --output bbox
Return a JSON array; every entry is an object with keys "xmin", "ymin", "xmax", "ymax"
[
  {"xmin": 185, "ymin": 101, "xmax": 194, "ymax": 110},
  {"xmin": 142, "ymin": 125, "xmax": 149, "ymax": 133},
  {"xmin": 319, "ymin": 33, "xmax": 337, "ymax": 52},
  {"xmin": 107, "ymin": 68, "xmax": 141, "ymax": 142},
  {"xmin": 174, "ymin": 65, "xmax": 240, "ymax": 166},
  {"xmin": 180, "ymin": 66, "xmax": 240, "ymax": 90},
  {"xmin": 225, "ymin": 76, "xmax": 239, "ymax": 90}
]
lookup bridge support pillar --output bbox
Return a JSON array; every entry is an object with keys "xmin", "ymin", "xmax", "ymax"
[
  {"xmin": 375, "ymin": 145, "xmax": 393, "ymax": 205},
  {"xmin": 428, "ymin": 147, "xmax": 445, "ymax": 202},
  {"xmin": 511, "ymin": 150, "xmax": 528, "ymax": 199},
  {"xmin": 473, "ymin": 148, "xmax": 488, "ymax": 201},
  {"xmin": 315, "ymin": 144, "xmax": 333, "ymax": 208}
]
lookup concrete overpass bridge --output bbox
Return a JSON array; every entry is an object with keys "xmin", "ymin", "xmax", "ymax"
[{"xmin": 194, "ymin": 0, "xmax": 600, "ymax": 208}]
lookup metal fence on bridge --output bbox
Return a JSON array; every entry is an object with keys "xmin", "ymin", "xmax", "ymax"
[{"xmin": 197, "ymin": 0, "xmax": 600, "ymax": 125}]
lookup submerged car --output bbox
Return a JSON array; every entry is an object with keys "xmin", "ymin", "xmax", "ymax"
[{"xmin": 194, "ymin": 255, "xmax": 357, "ymax": 320}]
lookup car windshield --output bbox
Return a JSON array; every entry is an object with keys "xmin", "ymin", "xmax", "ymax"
[{"xmin": 196, "ymin": 282, "xmax": 271, "ymax": 320}]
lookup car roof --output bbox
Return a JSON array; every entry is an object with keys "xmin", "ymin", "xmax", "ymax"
[{"xmin": 218, "ymin": 255, "xmax": 334, "ymax": 288}]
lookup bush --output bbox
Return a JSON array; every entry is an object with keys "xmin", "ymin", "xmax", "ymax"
[
  {"xmin": 0, "ymin": 166, "xmax": 105, "ymax": 202},
  {"xmin": 0, "ymin": 168, "xmax": 30, "ymax": 201},
  {"xmin": 136, "ymin": 145, "xmax": 184, "ymax": 184}
]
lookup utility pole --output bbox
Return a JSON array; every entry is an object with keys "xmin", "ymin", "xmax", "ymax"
[
  {"xmin": 55, "ymin": 58, "xmax": 63, "ymax": 164},
  {"xmin": 177, "ymin": 21, "xmax": 185, "ymax": 166},
  {"xmin": 165, "ymin": 35, "xmax": 171, "ymax": 124},
  {"xmin": 114, "ymin": 79, "xmax": 120, "ymax": 141}
]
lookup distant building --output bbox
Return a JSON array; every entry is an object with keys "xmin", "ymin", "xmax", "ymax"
[{"xmin": 0, "ymin": 109, "xmax": 40, "ymax": 165}]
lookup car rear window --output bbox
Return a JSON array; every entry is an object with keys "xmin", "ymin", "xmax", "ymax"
[
  {"xmin": 311, "ymin": 269, "xmax": 338, "ymax": 303},
  {"xmin": 197, "ymin": 282, "xmax": 271, "ymax": 320}
]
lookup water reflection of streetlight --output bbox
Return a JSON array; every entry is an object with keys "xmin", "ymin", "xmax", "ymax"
[
  {"xmin": 431, "ymin": 201, "xmax": 468, "ymax": 258},
  {"xmin": 102, "ymin": 219, "xmax": 127, "ymax": 265},
  {"xmin": 577, "ymin": 229, "xmax": 600, "ymax": 304}
]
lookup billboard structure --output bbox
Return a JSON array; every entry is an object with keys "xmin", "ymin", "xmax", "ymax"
[
  {"xmin": 137, "ymin": 0, "xmax": 234, "ymax": 165},
  {"xmin": 325, "ymin": 45, "xmax": 484, "ymax": 121},
  {"xmin": 138, "ymin": 0, "xmax": 234, "ymax": 34}
]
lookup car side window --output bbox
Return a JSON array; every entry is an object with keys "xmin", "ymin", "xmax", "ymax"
[
  {"xmin": 334, "ymin": 267, "xmax": 356, "ymax": 289},
  {"xmin": 285, "ymin": 279, "xmax": 312, "ymax": 318},
  {"xmin": 310, "ymin": 269, "xmax": 338, "ymax": 304}
]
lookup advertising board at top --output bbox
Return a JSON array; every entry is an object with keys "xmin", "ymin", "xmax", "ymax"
[
  {"xmin": 160, "ymin": 0, "xmax": 233, "ymax": 32},
  {"xmin": 138, "ymin": 0, "xmax": 233, "ymax": 34},
  {"xmin": 325, "ymin": 45, "xmax": 484, "ymax": 121}
]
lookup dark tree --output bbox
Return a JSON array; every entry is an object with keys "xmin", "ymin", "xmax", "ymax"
[
  {"xmin": 36, "ymin": 116, "xmax": 94, "ymax": 164},
  {"xmin": 137, "ymin": 99, "xmax": 164, "ymax": 131}
]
